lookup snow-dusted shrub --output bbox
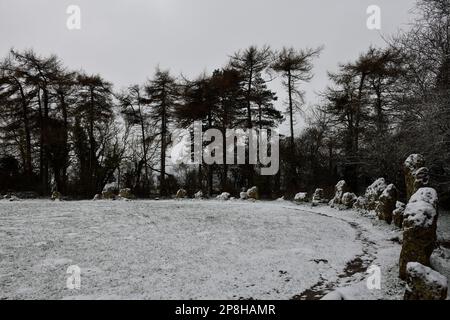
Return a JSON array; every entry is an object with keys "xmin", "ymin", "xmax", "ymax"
[
  {"xmin": 176, "ymin": 189, "xmax": 187, "ymax": 199},
  {"xmin": 399, "ymin": 187, "xmax": 439, "ymax": 279},
  {"xmin": 404, "ymin": 154, "xmax": 429, "ymax": 200},
  {"xmin": 294, "ymin": 192, "xmax": 308, "ymax": 202},
  {"xmin": 216, "ymin": 192, "xmax": 230, "ymax": 200},
  {"xmin": 341, "ymin": 192, "xmax": 357, "ymax": 208},
  {"xmin": 375, "ymin": 184, "xmax": 398, "ymax": 224},
  {"xmin": 364, "ymin": 178, "xmax": 387, "ymax": 210},
  {"xmin": 194, "ymin": 191, "xmax": 203, "ymax": 199},
  {"xmin": 392, "ymin": 201, "xmax": 406, "ymax": 228},
  {"xmin": 404, "ymin": 262, "xmax": 448, "ymax": 300},
  {"xmin": 246, "ymin": 186, "xmax": 259, "ymax": 200},
  {"xmin": 329, "ymin": 180, "xmax": 347, "ymax": 207},
  {"xmin": 239, "ymin": 192, "xmax": 248, "ymax": 200}
]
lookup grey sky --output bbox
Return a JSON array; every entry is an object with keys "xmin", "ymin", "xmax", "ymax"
[{"xmin": 0, "ymin": 0, "xmax": 416, "ymax": 132}]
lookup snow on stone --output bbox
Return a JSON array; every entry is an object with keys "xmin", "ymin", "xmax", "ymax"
[
  {"xmin": 365, "ymin": 178, "xmax": 387, "ymax": 202},
  {"xmin": 406, "ymin": 262, "xmax": 448, "ymax": 289},
  {"xmin": 294, "ymin": 192, "xmax": 308, "ymax": 202},
  {"xmin": 404, "ymin": 154, "xmax": 425, "ymax": 171},
  {"xmin": 216, "ymin": 192, "xmax": 230, "ymax": 200},
  {"xmin": 404, "ymin": 188, "xmax": 438, "ymax": 228}
]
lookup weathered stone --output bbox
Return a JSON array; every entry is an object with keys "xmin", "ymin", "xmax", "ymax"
[
  {"xmin": 51, "ymin": 191, "xmax": 62, "ymax": 201},
  {"xmin": 294, "ymin": 192, "xmax": 308, "ymax": 202},
  {"xmin": 194, "ymin": 191, "xmax": 203, "ymax": 199},
  {"xmin": 119, "ymin": 188, "xmax": 135, "ymax": 199},
  {"xmin": 399, "ymin": 187, "xmax": 439, "ymax": 280},
  {"xmin": 353, "ymin": 196, "xmax": 368, "ymax": 211},
  {"xmin": 246, "ymin": 186, "xmax": 259, "ymax": 200},
  {"xmin": 216, "ymin": 192, "xmax": 230, "ymax": 200},
  {"xmin": 392, "ymin": 201, "xmax": 406, "ymax": 228},
  {"xmin": 404, "ymin": 262, "xmax": 448, "ymax": 300},
  {"xmin": 375, "ymin": 184, "xmax": 398, "ymax": 224},
  {"xmin": 176, "ymin": 189, "xmax": 187, "ymax": 199},
  {"xmin": 341, "ymin": 192, "xmax": 357, "ymax": 208},
  {"xmin": 364, "ymin": 178, "xmax": 387, "ymax": 211},
  {"xmin": 404, "ymin": 154, "xmax": 428, "ymax": 200},
  {"xmin": 93, "ymin": 194, "xmax": 102, "ymax": 201},
  {"xmin": 312, "ymin": 188, "xmax": 325, "ymax": 206},
  {"xmin": 329, "ymin": 180, "xmax": 347, "ymax": 207},
  {"xmin": 102, "ymin": 182, "xmax": 118, "ymax": 200},
  {"xmin": 102, "ymin": 191, "xmax": 116, "ymax": 200}
]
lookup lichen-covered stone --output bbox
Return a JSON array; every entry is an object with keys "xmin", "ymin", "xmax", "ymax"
[
  {"xmin": 329, "ymin": 180, "xmax": 347, "ymax": 207},
  {"xmin": 353, "ymin": 196, "xmax": 368, "ymax": 211},
  {"xmin": 392, "ymin": 201, "xmax": 406, "ymax": 228},
  {"xmin": 404, "ymin": 262, "xmax": 448, "ymax": 300},
  {"xmin": 364, "ymin": 178, "xmax": 388, "ymax": 211},
  {"xmin": 246, "ymin": 186, "xmax": 259, "ymax": 200},
  {"xmin": 294, "ymin": 192, "xmax": 308, "ymax": 202},
  {"xmin": 119, "ymin": 188, "xmax": 135, "ymax": 199},
  {"xmin": 216, "ymin": 192, "xmax": 230, "ymax": 200},
  {"xmin": 194, "ymin": 191, "xmax": 203, "ymax": 199},
  {"xmin": 51, "ymin": 191, "xmax": 62, "ymax": 201},
  {"xmin": 240, "ymin": 191, "xmax": 248, "ymax": 200},
  {"xmin": 176, "ymin": 189, "xmax": 187, "ymax": 199},
  {"xmin": 341, "ymin": 192, "xmax": 357, "ymax": 208},
  {"xmin": 376, "ymin": 184, "xmax": 398, "ymax": 224},
  {"xmin": 399, "ymin": 187, "xmax": 439, "ymax": 279},
  {"xmin": 404, "ymin": 154, "xmax": 428, "ymax": 200},
  {"xmin": 312, "ymin": 188, "xmax": 325, "ymax": 206},
  {"xmin": 93, "ymin": 194, "xmax": 102, "ymax": 201}
]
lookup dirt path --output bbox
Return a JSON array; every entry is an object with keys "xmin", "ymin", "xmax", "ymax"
[{"xmin": 283, "ymin": 207, "xmax": 379, "ymax": 300}]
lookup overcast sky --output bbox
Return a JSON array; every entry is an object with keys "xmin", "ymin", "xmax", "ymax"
[{"xmin": 0, "ymin": 0, "xmax": 416, "ymax": 132}]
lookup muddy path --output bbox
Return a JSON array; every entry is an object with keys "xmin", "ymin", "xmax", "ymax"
[{"xmin": 284, "ymin": 207, "xmax": 378, "ymax": 300}]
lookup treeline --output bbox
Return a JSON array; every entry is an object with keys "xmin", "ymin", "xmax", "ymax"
[{"xmin": 0, "ymin": 0, "xmax": 449, "ymax": 206}]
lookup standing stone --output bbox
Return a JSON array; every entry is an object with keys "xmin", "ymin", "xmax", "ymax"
[
  {"xmin": 216, "ymin": 192, "xmax": 230, "ymax": 200},
  {"xmin": 294, "ymin": 192, "xmax": 308, "ymax": 202},
  {"xmin": 246, "ymin": 186, "xmax": 259, "ymax": 200},
  {"xmin": 119, "ymin": 188, "xmax": 135, "ymax": 199},
  {"xmin": 392, "ymin": 201, "xmax": 406, "ymax": 228},
  {"xmin": 176, "ymin": 189, "xmax": 187, "ymax": 199},
  {"xmin": 194, "ymin": 191, "xmax": 203, "ymax": 199},
  {"xmin": 312, "ymin": 188, "xmax": 324, "ymax": 206},
  {"xmin": 93, "ymin": 194, "xmax": 102, "ymax": 201},
  {"xmin": 51, "ymin": 191, "xmax": 62, "ymax": 201},
  {"xmin": 404, "ymin": 262, "xmax": 448, "ymax": 300},
  {"xmin": 399, "ymin": 187, "xmax": 439, "ymax": 279},
  {"xmin": 364, "ymin": 178, "xmax": 388, "ymax": 211},
  {"xmin": 341, "ymin": 192, "xmax": 357, "ymax": 208},
  {"xmin": 102, "ymin": 182, "xmax": 117, "ymax": 200},
  {"xmin": 353, "ymin": 196, "xmax": 368, "ymax": 211},
  {"xmin": 375, "ymin": 184, "xmax": 398, "ymax": 224},
  {"xmin": 404, "ymin": 154, "xmax": 429, "ymax": 200},
  {"xmin": 329, "ymin": 180, "xmax": 347, "ymax": 207}
]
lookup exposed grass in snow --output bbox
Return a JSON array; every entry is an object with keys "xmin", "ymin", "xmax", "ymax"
[{"xmin": 0, "ymin": 199, "xmax": 448, "ymax": 300}]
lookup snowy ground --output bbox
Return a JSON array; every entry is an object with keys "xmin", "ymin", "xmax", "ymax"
[{"xmin": 0, "ymin": 199, "xmax": 448, "ymax": 300}]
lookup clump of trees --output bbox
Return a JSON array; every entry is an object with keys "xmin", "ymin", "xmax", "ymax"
[{"xmin": 0, "ymin": 0, "xmax": 449, "ymax": 207}]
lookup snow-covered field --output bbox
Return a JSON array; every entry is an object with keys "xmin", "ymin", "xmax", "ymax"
[{"xmin": 0, "ymin": 199, "xmax": 448, "ymax": 300}]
